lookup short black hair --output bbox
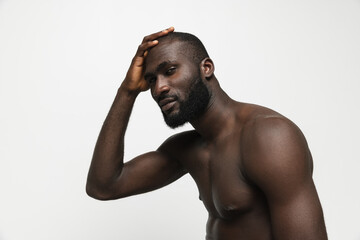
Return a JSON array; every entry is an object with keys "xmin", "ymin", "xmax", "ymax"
[{"xmin": 158, "ymin": 32, "xmax": 209, "ymax": 65}]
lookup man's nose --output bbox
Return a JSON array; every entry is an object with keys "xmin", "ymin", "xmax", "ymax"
[{"xmin": 153, "ymin": 76, "xmax": 170, "ymax": 99}]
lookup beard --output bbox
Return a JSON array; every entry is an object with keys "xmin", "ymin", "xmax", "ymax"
[{"xmin": 162, "ymin": 75, "xmax": 211, "ymax": 129}]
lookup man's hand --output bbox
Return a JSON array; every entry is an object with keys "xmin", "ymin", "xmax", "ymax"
[{"xmin": 122, "ymin": 27, "xmax": 175, "ymax": 94}]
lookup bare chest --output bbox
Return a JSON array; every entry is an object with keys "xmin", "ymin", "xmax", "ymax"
[{"xmin": 181, "ymin": 140, "xmax": 260, "ymax": 219}]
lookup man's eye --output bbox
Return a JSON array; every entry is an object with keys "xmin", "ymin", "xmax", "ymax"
[{"xmin": 166, "ymin": 67, "xmax": 176, "ymax": 75}]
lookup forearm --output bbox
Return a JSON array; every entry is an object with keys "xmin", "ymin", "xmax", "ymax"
[{"xmin": 86, "ymin": 84, "xmax": 138, "ymax": 197}]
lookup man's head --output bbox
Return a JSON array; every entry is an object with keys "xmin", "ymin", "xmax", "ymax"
[
  {"xmin": 144, "ymin": 32, "xmax": 214, "ymax": 128},
  {"xmin": 156, "ymin": 32, "xmax": 210, "ymax": 67}
]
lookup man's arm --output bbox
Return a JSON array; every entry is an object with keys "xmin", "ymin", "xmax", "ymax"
[
  {"xmin": 86, "ymin": 27, "xmax": 186, "ymax": 200},
  {"xmin": 243, "ymin": 116, "xmax": 327, "ymax": 240}
]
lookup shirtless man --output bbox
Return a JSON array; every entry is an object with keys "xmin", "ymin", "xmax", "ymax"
[{"xmin": 86, "ymin": 27, "xmax": 327, "ymax": 239}]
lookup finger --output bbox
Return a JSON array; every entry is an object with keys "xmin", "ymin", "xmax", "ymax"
[
  {"xmin": 135, "ymin": 40, "xmax": 158, "ymax": 57},
  {"xmin": 142, "ymin": 26, "xmax": 175, "ymax": 43}
]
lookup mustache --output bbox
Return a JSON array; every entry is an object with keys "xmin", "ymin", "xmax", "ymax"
[{"xmin": 157, "ymin": 94, "xmax": 178, "ymax": 104}]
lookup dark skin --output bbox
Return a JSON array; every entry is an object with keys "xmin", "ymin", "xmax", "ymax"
[{"xmin": 86, "ymin": 27, "xmax": 327, "ymax": 240}]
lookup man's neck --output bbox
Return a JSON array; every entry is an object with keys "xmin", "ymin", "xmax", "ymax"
[{"xmin": 190, "ymin": 87, "xmax": 238, "ymax": 141}]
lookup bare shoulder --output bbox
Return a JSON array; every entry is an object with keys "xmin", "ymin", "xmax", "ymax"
[
  {"xmin": 241, "ymin": 105, "xmax": 305, "ymax": 146},
  {"xmin": 239, "ymin": 103, "xmax": 313, "ymax": 185},
  {"xmin": 239, "ymin": 103, "xmax": 308, "ymax": 149},
  {"xmin": 157, "ymin": 130, "xmax": 202, "ymax": 159}
]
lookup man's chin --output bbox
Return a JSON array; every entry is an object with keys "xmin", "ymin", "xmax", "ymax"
[{"xmin": 162, "ymin": 112, "xmax": 188, "ymax": 129}]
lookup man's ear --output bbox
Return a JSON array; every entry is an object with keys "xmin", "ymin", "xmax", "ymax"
[{"xmin": 200, "ymin": 58, "xmax": 215, "ymax": 80}]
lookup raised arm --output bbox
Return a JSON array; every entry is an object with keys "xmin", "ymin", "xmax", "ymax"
[
  {"xmin": 86, "ymin": 27, "xmax": 186, "ymax": 200},
  {"xmin": 243, "ymin": 116, "xmax": 327, "ymax": 240}
]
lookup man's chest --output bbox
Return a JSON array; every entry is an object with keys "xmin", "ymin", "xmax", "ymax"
[{"xmin": 180, "ymin": 139, "xmax": 260, "ymax": 219}]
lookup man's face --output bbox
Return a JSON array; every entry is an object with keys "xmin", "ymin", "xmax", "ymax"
[{"xmin": 144, "ymin": 40, "xmax": 211, "ymax": 128}]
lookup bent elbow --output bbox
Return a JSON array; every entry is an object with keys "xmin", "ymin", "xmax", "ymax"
[{"xmin": 86, "ymin": 182, "xmax": 118, "ymax": 201}]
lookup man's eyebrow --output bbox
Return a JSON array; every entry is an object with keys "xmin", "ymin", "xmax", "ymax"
[
  {"xmin": 156, "ymin": 61, "xmax": 172, "ymax": 73},
  {"xmin": 145, "ymin": 61, "xmax": 175, "ymax": 78}
]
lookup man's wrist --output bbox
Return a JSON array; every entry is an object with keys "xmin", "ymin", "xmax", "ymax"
[{"xmin": 118, "ymin": 82, "xmax": 140, "ymax": 99}]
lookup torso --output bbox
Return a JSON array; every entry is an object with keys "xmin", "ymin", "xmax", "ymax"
[{"xmin": 169, "ymin": 102, "xmax": 279, "ymax": 240}]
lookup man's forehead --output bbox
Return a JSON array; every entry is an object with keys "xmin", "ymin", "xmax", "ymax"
[{"xmin": 146, "ymin": 40, "xmax": 186, "ymax": 64}]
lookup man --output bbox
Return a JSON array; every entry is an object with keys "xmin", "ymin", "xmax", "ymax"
[{"xmin": 86, "ymin": 27, "xmax": 327, "ymax": 239}]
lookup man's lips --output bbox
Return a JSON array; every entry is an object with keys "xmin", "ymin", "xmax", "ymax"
[{"xmin": 158, "ymin": 97, "xmax": 176, "ymax": 111}]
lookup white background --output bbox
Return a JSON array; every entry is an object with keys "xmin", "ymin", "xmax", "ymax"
[{"xmin": 1, "ymin": 0, "xmax": 359, "ymax": 239}]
